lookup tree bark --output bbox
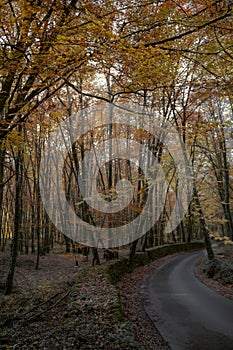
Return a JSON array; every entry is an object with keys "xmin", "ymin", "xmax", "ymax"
[
  {"xmin": 4, "ymin": 146, "xmax": 23, "ymax": 294},
  {"xmin": 193, "ymin": 183, "xmax": 215, "ymax": 261},
  {"xmin": 0, "ymin": 147, "xmax": 6, "ymax": 249}
]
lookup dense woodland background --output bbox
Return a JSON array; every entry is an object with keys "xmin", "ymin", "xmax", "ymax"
[{"xmin": 0, "ymin": 0, "xmax": 233, "ymax": 295}]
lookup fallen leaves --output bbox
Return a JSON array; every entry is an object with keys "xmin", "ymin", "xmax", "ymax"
[{"xmin": 0, "ymin": 253, "xmax": 143, "ymax": 349}]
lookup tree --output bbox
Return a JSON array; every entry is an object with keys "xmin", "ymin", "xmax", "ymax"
[{"xmin": 4, "ymin": 127, "xmax": 23, "ymax": 294}]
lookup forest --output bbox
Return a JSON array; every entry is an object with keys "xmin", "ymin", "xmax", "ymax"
[
  {"xmin": 0, "ymin": 1, "xmax": 233, "ymax": 347},
  {"xmin": 0, "ymin": 0, "xmax": 233, "ymax": 350}
]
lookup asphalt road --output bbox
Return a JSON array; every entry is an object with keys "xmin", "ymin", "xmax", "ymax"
[{"xmin": 142, "ymin": 250, "xmax": 233, "ymax": 350}]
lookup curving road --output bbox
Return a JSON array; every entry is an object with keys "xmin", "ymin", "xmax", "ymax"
[{"xmin": 142, "ymin": 250, "xmax": 233, "ymax": 350}]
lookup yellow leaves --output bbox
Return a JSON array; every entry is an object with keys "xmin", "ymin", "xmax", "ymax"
[
  {"xmin": 209, "ymin": 232, "xmax": 233, "ymax": 245},
  {"xmin": 49, "ymin": 110, "xmax": 63, "ymax": 121},
  {"xmin": 56, "ymin": 35, "xmax": 69, "ymax": 42},
  {"xmin": 18, "ymin": 0, "xmax": 38, "ymax": 18},
  {"xmin": 39, "ymin": 111, "xmax": 64, "ymax": 134},
  {"xmin": 4, "ymin": 129, "xmax": 24, "ymax": 152},
  {"xmin": 114, "ymin": 44, "xmax": 172, "ymax": 90},
  {"xmin": 100, "ymin": 188, "xmax": 118, "ymax": 202}
]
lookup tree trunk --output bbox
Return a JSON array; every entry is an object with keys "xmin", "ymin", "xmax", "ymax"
[
  {"xmin": 193, "ymin": 183, "xmax": 215, "ymax": 261},
  {"xmin": 4, "ymin": 147, "xmax": 22, "ymax": 295},
  {"xmin": 128, "ymin": 239, "xmax": 139, "ymax": 272},
  {"xmin": 64, "ymin": 235, "xmax": 71, "ymax": 253},
  {"xmin": 92, "ymin": 247, "xmax": 100, "ymax": 265},
  {"xmin": 35, "ymin": 139, "xmax": 41, "ymax": 270},
  {"xmin": 0, "ymin": 147, "xmax": 6, "ymax": 249}
]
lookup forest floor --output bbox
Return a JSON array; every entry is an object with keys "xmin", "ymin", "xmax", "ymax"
[
  {"xmin": 0, "ymin": 246, "xmax": 143, "ymax": 349},
  {"xmin": 0, "ymin": 242, "xmax": 232, "ymax": 349}
]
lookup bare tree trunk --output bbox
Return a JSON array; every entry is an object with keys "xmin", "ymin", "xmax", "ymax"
[
  {"xmin": 92, "ymin": 247, "xmax": 100, "ymax": 265},
  {"xmin": 128, "ymin": 238, "xmax": 139, "ymax": 272},
  {"xmin": 193, "ymin": 183, "xmax": 215, "ymax": 261},
  {"xmin": 4, "ymin": 145, "xmax": 23, "ymax": 294},
  {"xmin": 35, "ymin": 133, "xmax": 42, "ymax": 270},
  {"xmin": 0, "ymin": 147, "xmax": 5, "ymax": 249}
]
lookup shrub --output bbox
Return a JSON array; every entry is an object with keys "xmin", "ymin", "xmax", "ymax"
[
  {"xmin": 201, "ymin": 257, "xmax": 233, "ymax": 284},
  {"xmin": 200, "ymin": 258, "xmax": 221, "ymax": 278},
  {"xmin": 216, "ymin": 262, "xmax": 233, "ymax": 285}
]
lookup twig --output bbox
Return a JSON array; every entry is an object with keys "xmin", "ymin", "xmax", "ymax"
[
  {"xmin": 23, "ymin": 289, "xmax": 73, "ymax": 324},
  {"xmin": 23, "ymin": 290, "xmax": 65, "ymax": 316}
]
